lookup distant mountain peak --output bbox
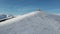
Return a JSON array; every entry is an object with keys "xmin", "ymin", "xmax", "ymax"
[{"xmin": 0, "ymin": 14, "xmax": 14, "ymax": 22}]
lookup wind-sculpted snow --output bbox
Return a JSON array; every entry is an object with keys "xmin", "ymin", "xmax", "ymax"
[{"xmin": 0, "ymin": 11, "xmax": 60, "ymax": 34}]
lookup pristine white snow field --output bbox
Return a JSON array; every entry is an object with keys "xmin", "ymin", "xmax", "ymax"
[{"xmin": 0, "ymin": 11, "xmax": 60, "ymax": 34}]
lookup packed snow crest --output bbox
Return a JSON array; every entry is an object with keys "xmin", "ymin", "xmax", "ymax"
[{"xmin": 0, "ymin": 11, "xmax": 60, "ymax": 34}]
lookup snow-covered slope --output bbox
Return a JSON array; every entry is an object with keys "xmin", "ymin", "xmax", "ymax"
[{"xmin": 0, "ymin": 11, "xmax": 60, "ymax": 34}]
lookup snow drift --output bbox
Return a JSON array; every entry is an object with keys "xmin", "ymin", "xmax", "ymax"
[{"xmin": 0, "ymin": 11, "xmax": 60, "ymax": 34}]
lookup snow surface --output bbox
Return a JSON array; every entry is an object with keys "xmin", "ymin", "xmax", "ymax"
[{"xmin": 0, "ymin": 11, "xmax": 60, "ymax": 34}]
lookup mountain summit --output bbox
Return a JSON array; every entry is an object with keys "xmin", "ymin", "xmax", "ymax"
[{"xmin": 0, "ymin": 11, "xmax": 60, "ymax": 34}]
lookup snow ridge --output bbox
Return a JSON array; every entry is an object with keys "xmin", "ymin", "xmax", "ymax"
[{"xmin": 0, "ymin": 11, "xmax": 60, "ymax": 34}]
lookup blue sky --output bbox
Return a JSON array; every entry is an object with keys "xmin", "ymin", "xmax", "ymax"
[{"xmin": 0, "ymin": 0, "xmax": 60, "ymax": 15}]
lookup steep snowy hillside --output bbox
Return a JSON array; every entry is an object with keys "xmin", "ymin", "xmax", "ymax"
[{"xmin": 0, "ymin": 11, "xmax": 60, "ymax": 34}]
